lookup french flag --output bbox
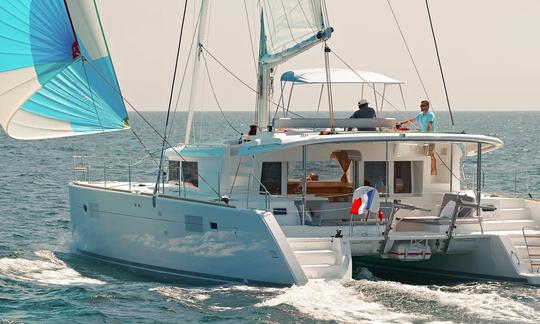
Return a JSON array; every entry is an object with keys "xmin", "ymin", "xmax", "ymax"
[{"xmin": 350, "ymin": 186, "xmax": 378, "ymax": 215}]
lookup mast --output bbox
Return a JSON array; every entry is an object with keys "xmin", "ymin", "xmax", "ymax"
[
  {"xmin": 256, "ymin": 14, "xmax": 272, "ymax": 129},
  {"xmin": 184, "ymin": 0, "xmax": 210, "ymax": 144}
]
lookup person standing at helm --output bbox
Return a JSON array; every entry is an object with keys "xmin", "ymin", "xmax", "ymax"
[
  {"xmin": 399, "ymin": 100, "xmax": 436, "ymax": 132},
  {"xmin": 399, "ymin": 100, "xmax": 438, "ymax": 175},
  {"xmin": 349, "ymin": 99, "xmax": 376, "ymax": 131}
]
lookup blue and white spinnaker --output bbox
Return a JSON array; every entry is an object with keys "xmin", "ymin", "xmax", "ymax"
[{"xmin": 0, "ymin": 0, "xmax": 128, "ymax": 139}]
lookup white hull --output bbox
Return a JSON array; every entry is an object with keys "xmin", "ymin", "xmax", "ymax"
[
  {"xmin": 69, "ymin": 182, "xmax": 540, "ymax": 286},
  {"xmin": 69, "ymin": 183, "xmax": 309, "ymax": 286},
  {"xmin": 357, "ymin": 236, "xmax": 525, "ymax": 282}
]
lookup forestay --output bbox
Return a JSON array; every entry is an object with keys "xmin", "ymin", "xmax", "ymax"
[{"xmin": 0, "ymin": 0, "xmax": 128, "ymax": 139}]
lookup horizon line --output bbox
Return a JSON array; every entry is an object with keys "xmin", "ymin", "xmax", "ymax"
[{"xmin": 127, "ymin": 109, "xmax": 540, "ymax": 113}]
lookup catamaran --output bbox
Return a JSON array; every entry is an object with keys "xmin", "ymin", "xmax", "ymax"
[{"xmin": 1, "ymin": 0, "xmax": 539, "ymax": 287}]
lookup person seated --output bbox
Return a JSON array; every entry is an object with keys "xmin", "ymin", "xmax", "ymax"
[
  {"xmin": 348, "ymin": 99, "xmax": 377, "ymax": 131},
  {"xmin": 306, "ymin": 172, "xmax": 319, "ymax": 181}
]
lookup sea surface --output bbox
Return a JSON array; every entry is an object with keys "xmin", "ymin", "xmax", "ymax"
[{"xmin": 0, "ymin": 111, "xmax": 539, "ymax": 323}]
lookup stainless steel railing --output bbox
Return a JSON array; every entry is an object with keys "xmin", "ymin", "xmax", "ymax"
[{"xmin": 72, "ymin": 156, "xmax": 273, "ymax": 212}]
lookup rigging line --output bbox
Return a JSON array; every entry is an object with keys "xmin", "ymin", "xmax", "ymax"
[
  {"xmin": 296, "ymin": 0, "xmax": 316, "ymax": 33},
  {"xmin": 315, "ymin": 83, "xmax": 324, "ymax": 118},
  {"xmin": 243, "ymin": 0, "xmax": 258, "ymax": 74},
  {"xmin": 228, "ymin": 158, "xmax": 243, "ymax": 198},
  {"xmin": 66, "ymin": 2, "xmax": 107, "ymax": 136},
  {"xmin": 322, "ymin": 0, "xmax": 330, "ymax": 26},
  {"xmin": 330, "ymin": 50, "xmax": 419, "ymax": 130},
  {"xmin": 83, "ymin": 58, "xmax": 222, "ymax": 198},
  {"xmin": 434, "ymin": 149, "xmax": 464, "ymax": 184},
  {"xmin": 425, "ymin": 0, "xmax": 454, "ymax": 126},
  {"xmin": 200, "ymin": 45, "xmax": 305, "ymax": 118},
  {"xmin": 155, "ymin": 0, "xmax": 190, "ymax": 197},
  {"xmin": 200, "ymin": 44, "xmax": 257, "ymax": 92},
  {"xmin": 262, "ymin": 1, "xmax": 278, "ymax": 53},
  {"xmin": 80, "ymin": 57, "xmax": 105, "ymax": 134},
  {"xmin": 280, "ymin": 0, "xmax": 298, "ymax": 42},
  {"xmin": 167, "ymin": 4, "xmax": 202, "ymax": 141},
  {"xmin": 129, "ymin": 128, "xmax": 159, "ymax": 166},
  {"xmin": 271, "ymin": 82, "xmax": 286, "ymax": 120},
  {"xmin": 201, "ymin": 52, "xmax": 241, "ymax": 135},
  {"xmin": 386, "ymin": 0, "xmax": 433, "ymax": 111}
]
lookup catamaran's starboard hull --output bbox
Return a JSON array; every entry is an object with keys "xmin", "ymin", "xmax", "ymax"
[
  {"xmin": 68, "ymin": 183, "xmax": 306, "ymax": 286},
  {"xmin": 356, "ymin": 235, "xmax": 525, "ymax": 283}
]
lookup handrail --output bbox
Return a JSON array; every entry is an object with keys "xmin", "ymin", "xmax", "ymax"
[
  {"xmin": 379, "ymin": 200, "xmax": 400, "ymax": 254},
  {"xmin": 249, "ymin": 174, "xmax": 271, "ymax": 211},
  {"xmin": 442, "ymin": 198, "xmax": 496, "ymax": 253},
  {"xmin": 522, "ymin": 225, "xmax": 540, "ymax": 273},
  {"xmin": 72, "ymin": 155, "xmax": 273, "ymax": 211},
  {"xmin": 510, "ymin": 250, "xmax": 520, "ymax": 266}
]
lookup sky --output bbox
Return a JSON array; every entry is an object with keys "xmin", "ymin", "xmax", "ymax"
[{"xmin": 97, "ymin": 0, "xmax": 540, "ymax": 113}]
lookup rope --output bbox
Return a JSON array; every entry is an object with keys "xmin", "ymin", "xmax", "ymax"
[
  {"xmin": 200, "ymin": 45, "xmax": 305, "ymax": 118},
  {"xmin": 386, "ymin": 0, "xmax": 433, "ymax": 112},
  {"xmin": 83, "ymin": 59, "xmax": 222, "ymax": 198},
  {"xmin": 330, "ymin": 49, "xmax": 419, "ymax": 130},
  {"xmin": 167, "ymin": 4, "xmax": 202, "ymax": 141},
  {"xmin": 243, "ymin": 0, "xmax": 258, "ymax": 74},
  {"xmin": 425, "ymin": 0, "xmax": 455, "ymax": 126},
  {"xmin": 129, "ymin": 128, "xmax": 159, "ymax": 166},
  {"xmin": 201, "ymin": 52, "xmax": 241, "ymax": 134},
  {"xmin": 228, "ymin": 158, "xmax": 243, "ymax": 198},
  {"xmin": 295, "ymin": 0, "xmax": 317, "ymax": 33},
  {"xmin": 154, "ymin": 0, "xmax": 189, "ymax": 197},
  {"xmin": 323, "ymin": 44, "xmax": 335, "ymax": 130},
  {"xmin": 80, "ymin": 57, "xmax": 105, "ymax": 133}
]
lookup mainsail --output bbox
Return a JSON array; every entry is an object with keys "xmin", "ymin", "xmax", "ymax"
[
  {"xmin": 0, "ymin": 0, "xmax": 128, "ymax": 139},
  {"xmin": 256, "ymin": 0, "xmax": 332, "ymax": 127},
  {"xmin": 260, "ymin": 0, "xmax": 327, "ymax": 59}
]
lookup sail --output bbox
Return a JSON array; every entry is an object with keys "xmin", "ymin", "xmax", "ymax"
[
  {"xmin": 256, "ymin": 0, "xmax": 331, "ymax": 127},
  {"xmin": 260, "ymin": 0, "xmax": 327, "ymax": 58},
  {"xmin": 0, "ymin": 0, "xmax": 128, "ymax": 140}
]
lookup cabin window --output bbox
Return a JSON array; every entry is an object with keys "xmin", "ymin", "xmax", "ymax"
[
  {"xmin": 168, "ymin": 161, "xmax": 180, "ymax": 181},
  {"xmin": 394, "ymin": 161, "xmax": 412, "ymax": 193},
  {"xmin": 286, "ymin": 159, "xmax": 353, "ymax": 199},
  {"xmin": 182, "ymin": 161, "xmax": 199, "ymax": 187},
  {"xmin": 261, "ymin": 162, "xmax": 282, "ymax": 195},
  {"xmin": 364, "ymin": 161, "xmax": 387, "ymax": 193}
]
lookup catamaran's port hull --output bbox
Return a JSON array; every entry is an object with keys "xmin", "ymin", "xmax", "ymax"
[{"xmin": 68, "ymin": 183, "xmax": 306, "ymax": 287}]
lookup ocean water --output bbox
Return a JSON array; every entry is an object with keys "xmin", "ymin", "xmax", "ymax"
[{"xmin": 0, "ymin": 111, "xmax": 539, "ymax": 323}]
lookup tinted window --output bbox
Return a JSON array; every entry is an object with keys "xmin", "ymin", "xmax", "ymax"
[
  {"xmin": 168, "ymin": 161, "xmax": 180, "ymax": 181},
  {"xmin": 364, "ymin": 161, "xmax": 387, "ymax": 193},
  {"xmin": 182, "ymin": 161, "xmax": 198, "ymax": 187},
  {"xmin": 394, "ymin": 161, "xmax": 412, "ymax": 193},
  {"xmin": 261, "ymin": 162, "xmax": 282, "ymax": 195}
]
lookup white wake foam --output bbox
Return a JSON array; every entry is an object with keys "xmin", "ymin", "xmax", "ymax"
[
  {"xmin": 0, "ymin": 250, "xmax": 105, "ymax": 285},
  {"xmin": 150, "ymin": 286, "xmax": 210, "ymax": 310},
  {"xmin": 256, "ymin": 280, "xmax": 420, "ymax": 323},
  {"xmin": 353, "ymin": 279, "xmax": 540, "ymax": 323},
  {"xmin": 150, "ymin": 285, "xmax": 273, "ymax": 312}
]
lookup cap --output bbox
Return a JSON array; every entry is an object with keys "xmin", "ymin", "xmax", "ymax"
[{"xmin": 358, "ymin": 99, "xmax": 369, "ymax": 106}]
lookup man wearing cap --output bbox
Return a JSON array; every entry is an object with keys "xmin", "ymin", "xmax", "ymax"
[{"xmin": 349, "ymin": 99, "xmax": 377, "ymax": 131}]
